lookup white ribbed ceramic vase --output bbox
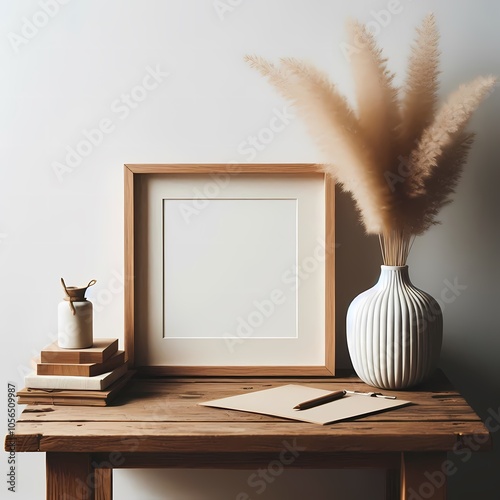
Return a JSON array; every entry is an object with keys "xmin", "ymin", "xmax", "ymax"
[{"xmin": 346, "ymin": 265, "xmax": 443, "ymax": 390}]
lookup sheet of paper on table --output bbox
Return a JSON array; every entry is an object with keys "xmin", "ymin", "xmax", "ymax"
[{"xmin": 200, "ymin": 384, "xmax": 411, "ymax": 425}]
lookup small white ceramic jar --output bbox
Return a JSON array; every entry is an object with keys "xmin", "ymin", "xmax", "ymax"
[{"xmin": 57, "ymin": 279, "xmax": 96, "ymax": 349}]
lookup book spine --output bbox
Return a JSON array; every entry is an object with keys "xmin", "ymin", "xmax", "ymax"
[
  {"xmin": 40, "ymin": 339, "xmax": 119, "ymax": 364},
  {"xmin": 18, "ymin": 398, "xmax": 107, "ymax": 407},
  {"xmin": 37, "ymin": 351, "xmax": 125, "ymax": 377},
  {"xmin": 25, "ymin": 364, "xmax": 128, "ymax": 390}
]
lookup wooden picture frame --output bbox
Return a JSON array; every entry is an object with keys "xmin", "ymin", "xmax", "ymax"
[{"xmin": 124, "ymin": 164, "xmax": 335, "ymax": 376}]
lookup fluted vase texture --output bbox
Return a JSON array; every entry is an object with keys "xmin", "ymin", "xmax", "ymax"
[{"xmin": 346, "ymin": 265, "xmax": 443, "ymax": 390}]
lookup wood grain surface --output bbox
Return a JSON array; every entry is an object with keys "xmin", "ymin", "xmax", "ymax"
[{"xmin": 8, "ymin": 373, "xmax": 491, "ymax": 454}]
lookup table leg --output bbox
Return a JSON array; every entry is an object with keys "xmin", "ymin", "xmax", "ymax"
[
  {"xmin": 401, "ymin": 452, "xmax": 447, "ymax": 500},
  {"xmin": 94, "ymin": 468, "xmax": 113, "ymax": 500},
  {"xmin": 46, "ymin": 452, "xmax": 96, "ymax": 500}
]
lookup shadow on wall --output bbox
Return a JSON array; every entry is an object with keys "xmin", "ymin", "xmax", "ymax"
[
  {"xmin": 335, "ymin": 187, "xmax": 381, "ymax": 370},
  {"xmin": 114, "ymin": 468, "xmax": 386, "ymax": 500},
  {"xmin": 407, "ymin": 119, "xmax": 500, "ymax": 499},
  {"xmin": 441, "ymin": 354, "xmax": 500, "ymax": 499}
]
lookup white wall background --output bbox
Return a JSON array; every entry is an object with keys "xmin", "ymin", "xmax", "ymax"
[{"xmin": 1, "ymin": 1, "xmax": 499, "ymax": 498}]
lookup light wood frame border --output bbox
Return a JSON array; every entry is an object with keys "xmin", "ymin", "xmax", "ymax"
[{"xmin": 124, "ymin": 164, "xmax": 335, "ymax": 376}]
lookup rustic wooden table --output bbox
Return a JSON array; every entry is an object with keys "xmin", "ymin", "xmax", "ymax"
[{"xmin": 5, "ymin": 372, "xmax": 491, "ymax": 500}]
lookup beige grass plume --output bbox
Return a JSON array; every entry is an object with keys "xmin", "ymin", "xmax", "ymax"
[
  {"xmin": 399, "ymin": 13, "xmax": 440, "ymax": 156},
  {"xmin": 245, "ymin": 14, "xmax": 496, "ymax": 264},
  {"xmin": 406, "ymin": 75, "xmax": 496, "ymax": 199},
  {"xmin": 346, "ymin": 20, "xmax": 400, "ymax": 170},
  {"xmin": 245, "ymin": 54, "xmax": 391, "ymax": 233}
]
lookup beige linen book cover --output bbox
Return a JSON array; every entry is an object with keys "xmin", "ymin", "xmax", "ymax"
[
  {"xmin": 24, "ymin": 363, "xmax": 128, "ymax": 391},
  {"xmin": 200, "ymin": 384, "xmax": 411, "ymax": 425}
]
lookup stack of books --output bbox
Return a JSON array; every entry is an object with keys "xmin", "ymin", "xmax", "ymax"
[{"xmin": 18, "ymin": 338, "xmax": 134, "ymax": 406}]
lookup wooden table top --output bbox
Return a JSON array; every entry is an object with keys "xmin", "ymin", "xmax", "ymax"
[{"xmin": 7, "ymin": 372, "xmax": 491, "ymax": 456}]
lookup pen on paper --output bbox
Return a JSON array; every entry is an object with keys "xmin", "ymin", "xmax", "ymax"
[{"xmin": 293, "ymin": 390, "xmax": 346, "ymax": 410}]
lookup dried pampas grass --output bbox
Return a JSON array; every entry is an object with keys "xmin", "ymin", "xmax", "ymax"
[
  {"xmin": 346, "ymin": 20, "xmax": 400, "ymax": 169},
  {"xmin": 245, "ymin": 54, "xmax": 392, "ymax": 233},
  {"xmin": 399, "ymin": 13, "xmax": 440, "ymax": 156},
  {"xmin": 245, "ymin": 13, "xmax": 496, "ymax": 265}
]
